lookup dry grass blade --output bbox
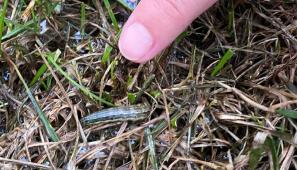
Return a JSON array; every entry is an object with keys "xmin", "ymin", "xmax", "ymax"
[
  {"xmin": 161, "ymin": 103, "xmax": 205, "ymax": 165},
  {"xmin": 76, "ymin": 116, "xmax": 165, "ymax": 164},
  {"xmin": 145, "ymin": 128, "xmax": 158, "ymax": 170},
  {"xmin": 217, "ymin": 81, "xmax": 272, "ymax": 112},
  {"xmin": 37, "ymin": 47, "xmax": 87, "ymax": 142},
  {"xmin": 1, "ymin": 1, "xmax": 297, "ymax": 169},
  {"xmin": 173, "ymin": 156, "xmax": 224, "ymax": 169},
  {"xmin": 0, "ymin": 157, "xmax": 51, "ymax": 169},
  {"xmin": 46, "ymin": 54, "xmax": 115, "ymax": 107},
  {"xmin": 103, "ymin": 122, "xmax": 127, "ymax": 170}
]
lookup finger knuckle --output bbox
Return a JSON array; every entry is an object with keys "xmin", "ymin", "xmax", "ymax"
[{"xmin": 152, "ymin": 0, "xmax": 185, "ymax": 20}]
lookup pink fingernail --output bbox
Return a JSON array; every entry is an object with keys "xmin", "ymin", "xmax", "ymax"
[{"xmin": 119, "ymin": 22, "xmax": 153, "ymax": 62}]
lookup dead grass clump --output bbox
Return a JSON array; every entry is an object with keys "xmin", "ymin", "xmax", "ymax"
[{"xmin": 0, "ymin": 0, "xmax": 297, "ymax": 169}]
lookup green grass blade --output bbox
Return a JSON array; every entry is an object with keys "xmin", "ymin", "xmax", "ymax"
[
  {"xmin": 170, "ymin": 116, "xmax": 178, "ymax": 128},
  {"xmin": 127, "ymin": 92, "xmax": 137, "ymax": 104},
  {"xmin": 116, "ymin": 0, "xmax": 135, "ymax": 11},
  {"xmin": 1, "ymin": 20, "xmax": 35, "ymax": 41},
  {"xmin": 175, "ymin": 31, "xmax": 188, "ymax": 45},
  {"xmin": 0, "ymin": 0, "xmax": 9, "ymax": 53},
  {"xmin": 102, "ymin": 44, "xmax": 113, "ymax": 64},
  {"xmin": 134, "ymin": 74, "xmax": 155, "ymax": 103},
  {"xmin": 227, "ymin": 1, "xmax": 234, "ymax": 33},
  {"xmin": 10, "ymin": 60, "xmax": 59, "ymax": 142},
  {"xmin": 110, "ymin": 60, "xmax": 118, "ymax": 80},
  {"xmin": 145, "ymin": 128, "xmax": 159, "ymax": 170},
  {"xmin": 30, "ymin": 50, "xmax": 61, "ymax": 87},
  {"xmin": 32, "ymin": 7, "xmax": 39, "ymax": 33},
  {"xmin": 211, "ymin": 49, "xmax": 234, "ymax": 76},
  {"xmin": 249, "ymin": 146, "xmax": 264, "ymax": 170},
  {"xmin": 80, "ymin": 2, "xmax": 86, "ymax": 38},
  {"xmin": 276, "ymin": 109, "xmax": 297, "ymax": 119},
  {"xmin": 265, "ymin": 138, "xmax": 280, "ymax": 170},
  {"xmin": 30, "ymin": 64, "xmax": 48, "ymax": 86},
  {"xmin": 46, "ymin": 76, "xmax": 53, "ymax": 91},
  {"xmin": 47, "ymin": 55, "xmax": 115, "ymax": 107},
  {"xmin": 103, "ymin": 0, "xmax": 119, "ymax": 33}
]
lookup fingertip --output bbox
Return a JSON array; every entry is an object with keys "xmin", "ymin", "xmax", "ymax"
[
  {"xmin": 118, "ymin": 0, "xmax": 217, "ymax": 63},
  {"xmin": 119, "ymin": 22, "xmax": 154, "ymax": 63}
]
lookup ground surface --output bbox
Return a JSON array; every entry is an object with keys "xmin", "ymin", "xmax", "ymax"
[{"xmin": 0, "ymin": 0, "xmax": 297, "ymax": 169}]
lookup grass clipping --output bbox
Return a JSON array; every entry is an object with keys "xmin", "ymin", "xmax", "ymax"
[{"xmin": 0, "ymin": 0, "xmax": 297, "ymax": 169}]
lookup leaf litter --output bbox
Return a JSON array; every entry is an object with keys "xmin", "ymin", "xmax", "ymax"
[{"xmin": 0, "ymin": 0, "xmax": 297, "ymax": 169}]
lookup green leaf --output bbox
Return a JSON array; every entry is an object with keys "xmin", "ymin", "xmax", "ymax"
[
  {"xmin": 276, "ymin": 109, "xmax": 297, "ymax": 119},
  {"xmin": 211, "ymin": 49, "xmax": 234, "ymax": 76}
]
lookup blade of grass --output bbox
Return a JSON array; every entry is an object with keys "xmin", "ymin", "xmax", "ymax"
[
  {"xmin": 265, "ymin": 138, "xmax": 280, "ymax": 170},
  {"xmin": 134, "ymin": 74, "xmax": 155, "ymax": 104},
  {"xmin": 45, "ymin": 75, "xmax": 53, "ymax": 91},
  {"xmin": 6, "ymin": 58, "xmax": 59, "ymax": 142},
  {"xmin": 276, "ymin": 109, "xmax": 297, "ymax": 119},
  {"xmin": 151, "ymin": 107, "xmax": 181, "ymax": 137},
  {"xmin": 102, "ymin": 31, "xmax": 122, "ymax": 64},
  {"xmin": 80, "ymin": 2, "xmax": 86, "ymax": 38},
  {"xmin": 211, "ymin": 49, "xmax": 234, "ymax": 76},
  {"xmin": 47, "ymin": 55, "xmax": 115, "ymax": 107},
  {"xmin": 249, "ymin": 146, "xmax": 264, "ymax": 170},
  {"xmin": 227, "ymin": 1, "xmax": 234, "ymax": 33},
  {"xmin": 116, "ymin": 0, "xmax": 137, "ymax": 11},
  {"xmin": 110, "ymin": 59, "xmax": 118, "ymax": 80},
  {"xmin": 127, "ymin": 92, "xmax": 137, "ymax": 104},
  {"xmin": 1, "ymin": 19, "xmax": 35, "ymax": 41},
  {"xmin": 145, "ymin": 128, "xmax": 159, "ymax": 170},
  {"xmin": 29, "ymin": 50, "xmax": 61, "ymax": 87},
  {"xmin": 0, "ymin": 0, "xmax": 9, "ymax": 54},
  {"xmin": 4, "ymin": 19, "xmax": 13, "ymax": 30},
  {"xmin": 102, "ymin": 44, "xmax": 113, "ymax": 64},
  {"xmin": 103, "ymin": 0, "xmax": 119, "ymax": 33},
  {"xmin": 32, "ymin": 6, "xmax": 39, "ymax": 33},
  {"xmin": 2, "ymin": 1, "xmax": 60, "ymax": 42}
]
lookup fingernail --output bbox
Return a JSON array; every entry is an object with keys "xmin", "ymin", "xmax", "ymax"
[{"xmin": 119, "ymin": 22, "xmax": 153, "ymax": 62}]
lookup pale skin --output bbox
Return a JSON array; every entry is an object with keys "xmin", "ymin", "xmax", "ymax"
[{"xmin": 118, "ymin": 0, "xmax": 217, "ymax": 63}]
